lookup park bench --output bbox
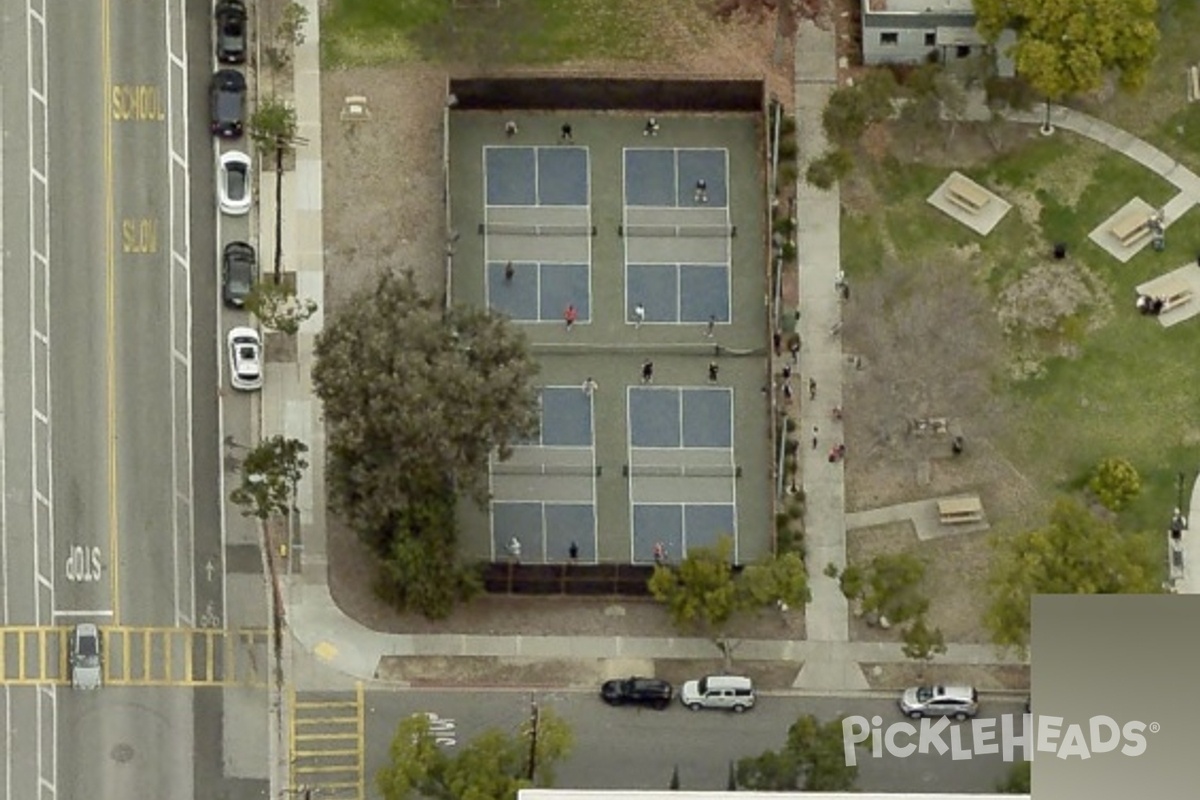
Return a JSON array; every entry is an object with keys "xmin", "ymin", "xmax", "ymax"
[
  {"xmin": 945, "ymin": 176, "xmax": 990, "ymax": 214},
  {"xmin": 1191, "ymin": 66, "xmax": 1200, "ymax": 103},
  {"xmin": 1110, "ymin": 211, "xmax": 1151, "ymax": 247},
  {"xmin": 938, "ymin": 495, "xmax": 985, "ymax": 525},
  {"xmin": 1161, "ymin": 286, "xmax": 1194, "ymax": 313}
]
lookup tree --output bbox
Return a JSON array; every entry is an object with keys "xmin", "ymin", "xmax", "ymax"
[
  {"xmin": 822, "ymin": 69, "xmax": 896, "ymax": 146},
  {"xmin": 229, "ymin": 435, "xmax": 309, "ymax": 520},
  {"xmin": 827, "ymin": 552, "xmax": 929, "ymax": 625},
  {"xmin": 985, "ymin": 498, "xmax": 1163, "ymax": 654},
  {"xmin": 901, "ymin": 615, "xmax": 948, "ymax": 661},
  {"xmin": 1088, "ymin": 456, "xmax": 1141, "ymax": 512},
  {"xmin": 648, "ymin": 538, "xmax": 810, "ymax": 665},
  {"xmin": 245, "ymin": 280, "xmax": 318, "ymax": 334},
  {"xmin": 996, "ymin": 760, "xmax": 1031, "ymax": 793},
  {"xmin": 736, "ymin": 715, "xmax": 863, "ymax": 792},
  {"xmin": 804, "ymin": 149, "xmax": 854, "ymax": 190},
  {"xmin": 377, "ymin": 709, "xmax": 573, "ymax": 800},
  {"xmin": 374, "ymin": 490, "xmax": 482, "ymax": 619},
  {"xmin": 313, "ymin": 269, "xmax": 539, "ymax": 540},
  {"xmin": 249, "ymin": 95, "xmax": 298, "ymax": 157},
  {"xmin": 973, "ymin": 0, "xmax": 1159, "ymax": 129},
  {"xmin": 265, "ymin": 1, "xmax": 309, "ymax": 68}
]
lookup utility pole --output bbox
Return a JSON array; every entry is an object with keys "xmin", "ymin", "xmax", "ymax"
[
  {"xmin": 274, "ymin": 141, "xmax": 285, "ymax": 284},
  {"xmin": 526, "ymin": 695, "xmax": 540, "ymax": 782}
]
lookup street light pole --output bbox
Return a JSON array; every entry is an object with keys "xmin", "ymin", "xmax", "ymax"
[{"xmin": 274, "ymin": 140, "xmax": 285, "ymax": 285}]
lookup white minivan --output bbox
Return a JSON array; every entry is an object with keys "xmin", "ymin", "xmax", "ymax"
[{"xmin": 679, "ymin": 675, "xmax": 755, "ymax": 712}]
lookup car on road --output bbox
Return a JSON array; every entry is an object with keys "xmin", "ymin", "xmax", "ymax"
[
  {"xmin": 227, "ymin": 327, "xmax": 263, "ymax": 391},
  {"xmin": 219, "ymin": 151, "xmax": 252, "ymax": 216},
  {"xmin": 899, "ymin": 685, "xmax": 979, "ymax": 721},
  {"xmin": 680, "ymin": 675, "xmax": 755, "ymax": 712},
  {"xmin": 215, "ymin": 0, "xmax": 248, "ymax": 64},
  {"xmin": 69, "ymin": 623, "xmax": 102, "ymax": 690},
  {"xmin": 600, "ymin": 677, "xmax": 673, "ymax": 710},
  {"xmin": 222, "ymin": 241, "xmax": 257, "ymax": 307},
  {"xmin": 210, "ymin": 69, "xmax": 246, "ymax": 138}
]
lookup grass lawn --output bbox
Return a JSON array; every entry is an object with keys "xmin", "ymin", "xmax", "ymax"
[
  {"xmin": 321, "ymin": 0, "xmax": 715, "ymax": 67},
  {"xmin": 845, "ymin": 130, "xmax": 1200, "ymax": 541}
]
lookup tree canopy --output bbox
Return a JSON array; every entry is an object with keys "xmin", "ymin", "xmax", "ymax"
[
  {"xmin": 736, "ymin": 714, "xmax": 862, "ymax": 792},
  {"xmin": 377, "ymin": 709, "xmax": 573, "ymax": 800},
  {"xmin": 229, "ymin": 435, "xmax": 309, "ymax": 521},
  {"xmin": 648, "ymin": 537, "xmax": 811, "ymax": 661},
  {"xmin": 985, "ymin": 498, "xmax": 1163, "ymax": 654},
  {"xmin": 973, "ymin": 0, "xmax": 1159, "ymax": 98},
  {"xmin": 313, "ymin": 269, "xmax": 539, "ymax": 541}
]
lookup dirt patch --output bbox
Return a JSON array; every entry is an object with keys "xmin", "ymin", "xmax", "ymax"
[
  {"xmin": 845, "ymin": 523, "xmax": 996, "ymax": 644},
  {"xmin": 862, "ymin": 662, "xmax": 1029, "ymax": 692},
  {"xmin": 376, "ymin": 655, "xmax": 803, "ymax": 690}
]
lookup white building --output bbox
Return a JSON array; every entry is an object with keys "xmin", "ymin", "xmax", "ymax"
[{"xmin": 860, "ymin": 0, "xmax": 1015, "ymax": 77}]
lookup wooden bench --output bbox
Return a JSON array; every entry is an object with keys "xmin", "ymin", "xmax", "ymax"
[
  {"xmin": 1162, "ymin": 287, "xmax": 1194, "ymax": 313},
  {"xmin": 938, "ymin": 496, "xmax": 984, "ymax": 525},
  {"xmin": 1190, "ymin": 66, "xmax": 1200, "ymax": 103},
  {"xmin": 1110, "ymin": 212, "xmax": 1151, "ymax": 247},
  {"xmin": 945, "ymin": 177, "xmax": 990, "ymax": 214}
]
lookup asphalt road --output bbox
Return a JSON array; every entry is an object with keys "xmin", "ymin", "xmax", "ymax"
[
  {"xmin": 1, "ymin": 0, "xmax": 48, "ymax": 794},
  {"xmin": 358, "ymin": 689, "xmax": 1027, "ymax": 796}
]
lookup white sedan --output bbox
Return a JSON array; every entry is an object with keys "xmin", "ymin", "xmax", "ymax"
[
  {"xmin": 218, "ymin": 150, "xmax": 252, "ymax": 216},
  {"xmin": 227, "ymin": 326, "xmax": 263, "ymax": 391}
]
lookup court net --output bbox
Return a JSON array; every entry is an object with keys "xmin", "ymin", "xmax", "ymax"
[
  {"xmin": 491, "ymin": 462, "xmax": 599, "ymax": 477},
  {"xmin": 620, "ymin": 224, "xmax": 736, "ymax": 238},
  {"xmin": 529, "ymin": 342, "xmax": 764, "ymax": 357},
  {"xmin": 480, "ymin": 222, "xmax": 596, "ymax": 236},
  {"xmin": 624, "ymin": 464, "xmax": 742, "ymax": 478}
]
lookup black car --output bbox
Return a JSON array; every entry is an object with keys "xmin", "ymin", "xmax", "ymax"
[
  {"xmin": 210, "ymin": 69, "xmax": 246, "ymax": 138},
  {"xmin": 222, "ymin": 241, "xmax": 257, "ymax": 307},
  {"xmin": 215, "ymin": 0, "xmax": 248, "ymax": 65},
  {"xmin": 600, "ymin": 677, "xmax": 673, "ymax": 710}
]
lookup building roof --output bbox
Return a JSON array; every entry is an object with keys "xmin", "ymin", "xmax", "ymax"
[
  {"xmin": 521, "ymin": 793, "xmax": 1028, "ymax": 800},
  {"xmin": 866, "ymin": 0, "xmax": 975, "ymax": 13}
]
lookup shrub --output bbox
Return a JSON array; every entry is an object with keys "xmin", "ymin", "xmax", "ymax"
[
  {"xmin": 805, "ymin": 149, "xmax": 853, "ymax": 190},
  {"xmin": 1088, "ymin": 457, "xmax": 1142, "ymax": 512},
  {"xmin": 777, "ymin": 136, "xmax": 799, "ymax": 162}
]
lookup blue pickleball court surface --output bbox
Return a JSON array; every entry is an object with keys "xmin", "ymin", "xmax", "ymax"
[
  {"xmin": 628, "ymin": 388, "xmax": 733, "ymax": 449},
  {"xmin": 624, "ymin": 148, "xmax": 728, "ymax": 208},
  {"xmin": 487, "ymin": 262, "xmax": 590, "ymax": 323},
  {"xmin": 485, "ymin": 146, "xmax": 589, "ymax": 207},
  {"xmin": 626, "ymin": 264, "xmax": 729, "ymax": 324}
]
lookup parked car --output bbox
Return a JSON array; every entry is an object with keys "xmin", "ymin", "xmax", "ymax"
[
  {"xmin": 600, "ymin": 677, "xmax": 673, "ymax": 710},
  {"xmin": 227, "ymin": 327, "xmax": 263, "ymax": 391},
  {"xmin": 70, "ymin": 623, "xmax": 103, "ymax": 690},
  {"xmin": 218, "ymin": 151, "xmax": 252, "ymax": 216},
  {"xmin": 215, "ymin": 0, "xmax": 248, "ymax": 64},
  {"xmin": 209, "ymin": 69, "xmax": 245, "ymax": 138},
  {"xmin": 222, "ymin": 241, "xmax": 257, "ymax": 307},
  {"xmin": 679, "ymin": 675, "xmax": 755, "ymax": 712},
  {"xmin": 898, "ymin": 685, "xmax": 979, "ymax": 721}
]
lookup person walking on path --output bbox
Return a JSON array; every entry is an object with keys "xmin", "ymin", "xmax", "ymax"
[
  {"xmin": 641, "ymin": 360, "xmax": 654, "ymax": 384},
  {"xmin": 560, "ymin": 123, "xmax": 573, "ymax": 143},
  {"xmin": 808, "ymin": 377, "xmax": 817, "ymax": 400},
  {"xmin": 782, "ymin": 381, "xmax": 793, "ymax": 403},
  {"xmin": 564, "ymin": 304, "xmax": 578, "ymax": 331},
  {"xmin": 708, "ymin": 362, "xmax": 719, "ymax": 383},
  {"xmin": 789, "ymin": 336, "xmax": 800, "ymax": 363},
  {"xmin": 582, "ymin": 377, "xmax": 598, "ymax": 396},
  {"xmin": 781, "ymin": 364, "xmax": 792, "ymax": 382},
  {"xmin": 773, "ymin": 330, "xmax": 783, "ymax": 356},
  {"xmin": 633, "ymin": 302, "xmax": 646, "ymax": 328},
  {"xmin": 504, "ymin": 261, "xmax": 515, "ymax": 282},
  {"xmin": 811, "ymin": 425, "xmax": 819, "ymax": 450}
]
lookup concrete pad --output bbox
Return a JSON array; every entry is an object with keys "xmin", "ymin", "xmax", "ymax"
[
  {"xmin": 846, "ymin": 497, "xmax": 989, "ymax": 541},
  {"xmin": 926, "ymin": 172, "xmax": 1011, "ymax": 235},
  {"xmin": 1136, "ymin": 263, "xmax": 1200, "ymax": 328},
  {"xmin": 1088, "ymin": 197, "xmax": 1157, "ymax": 262}
]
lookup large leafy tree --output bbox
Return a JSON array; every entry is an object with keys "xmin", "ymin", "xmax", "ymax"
[
  {"xmin": 313, "ymin": 269, "xmax": 539, "ymax": 542},
  {"xmin": 649, "ymin": 537, "xmax": 810, "ymax": 665},
  {"xmin": 229, "ymin": 435, "xmax": 309, "ymax": 521},
  {"xmin": 986, "ymin": 498, "xmax": 1163, "ymax": 654},
  {"xmin": 377, "ymin": 709, "xmax": 573, "ymax": 800},
  {"xmin": 737, "ymin": 715, "xmax": 863, "ymax": 792},
  {"xmin": 973, "ymin": 0, "xmax": 1159, "ymax": 104}
]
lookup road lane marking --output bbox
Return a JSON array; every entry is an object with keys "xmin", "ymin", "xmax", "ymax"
[
  {"xmin": 120, "ymin": 218, "xmax": 159, "ymax": 253},
  {"xmin": 110, "ymin": 84, "xmax": 165, "ymax": 121},
  {"xmin": 52, "ymin": 609, "xmax": 114, "ymax": 618},
  {"xmin": 102, "ymin": 0, "xmax": 120, "ymax": 625},
  {"xmin": 289, "ymin": 684, "xmax": 368, "ymax": 800}
]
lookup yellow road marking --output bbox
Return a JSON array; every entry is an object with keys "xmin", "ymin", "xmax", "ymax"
[
  {"xmin": 356, "ymin": 680, "xmax": 366, "ymax": 798},
  {"xmin": 102, "ymin": 0, "xmax": 120, "ymax": 626}
]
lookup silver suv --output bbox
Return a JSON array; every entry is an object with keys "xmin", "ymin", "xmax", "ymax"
[
  {"xmin": 899, "ymin": 685, "xmax": 977, "ymax": 720},
  {"xmin": 70, "ymin": 623, "xmax": 103, "ymax": 690}
]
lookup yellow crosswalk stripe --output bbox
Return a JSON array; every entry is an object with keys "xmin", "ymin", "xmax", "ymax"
[
  {"xmin": 289, "ymin": 682, "xmax": 366, "ymax": 800},
  {"xmin": 0, "ymin": 626, "xmax": 270, "ymax": 687}
]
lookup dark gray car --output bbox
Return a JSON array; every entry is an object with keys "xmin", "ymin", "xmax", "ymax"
[
  {"xmin": 210, "ymin": 69, "xmax": 245, "ymax": 138},
  {"xmin": 215, "ymin": 0, "xmax": 247, "ymax": 64},
  {"xmin": 222, "ymin": 241, "xmax": 257, "ymax": 307}
]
